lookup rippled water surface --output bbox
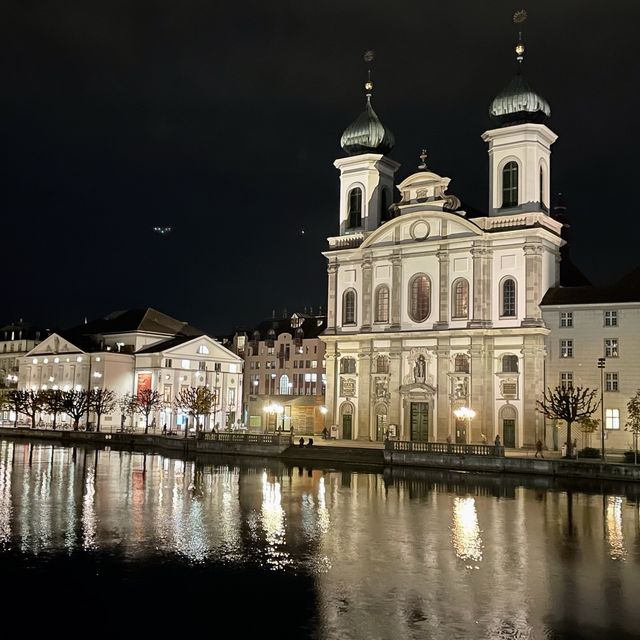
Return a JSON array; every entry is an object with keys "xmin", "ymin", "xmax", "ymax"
[{"xmin": 1, "ymin": 438, "xmax": 640, "ymax": 639}]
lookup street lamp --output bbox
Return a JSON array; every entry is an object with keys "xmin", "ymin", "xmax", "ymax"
[
  {"xmin": 320, "ymin": 405, "xmax": 328, "ymax": 437},
  {"xmin": 598, "ymin": 357, "xmax": 606, "ymax": 460},
  {"xmin": 453, "ymin": 406, "xmax": 476, "ymax": 444}
]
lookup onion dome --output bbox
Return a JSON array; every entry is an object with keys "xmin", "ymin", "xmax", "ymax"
[
  {"xmin": 340, "ymin": 90, "xmax": 395, "ymax": 156},
  {"xmin": 489, "ymin": 37, "xmax": 551, "ymax": 126}
]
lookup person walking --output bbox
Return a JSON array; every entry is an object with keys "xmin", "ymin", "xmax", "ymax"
[
  {"xmin": 494, "ymin": 434, "xmax": 501, "ymax": 447},
  {"xmin": 535, "ymin": 439, "xmax": 544, "ymax": 458}
]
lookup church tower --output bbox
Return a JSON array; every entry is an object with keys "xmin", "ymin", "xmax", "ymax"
[
  {"xmin": 482, "ymin": 29, "xmax": 557, "ymax": 216},
  {"xmin": 334, "ymin": 57, "xmax": 400, "ymax": 235}
]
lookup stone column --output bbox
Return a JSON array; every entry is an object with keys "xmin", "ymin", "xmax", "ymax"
[
  {"xmin": 469, "ymin": 337, "xmax": 486, "ymax": 442},
  {"xmin": 468, "ymin": 244, "xmax": 493, "ymax": 329},
  {"xmin": 522, "ymin": 242, "xmax": 544, "ymax": 327},
  {"xmin": 356, "ymin": 349, "xmax": 372, "ymax": 441},
  {"xmin": 327, "ymin": 262, "xmax": 338, "ymax": 332},
  {"xmin": 361, "ymin": 255, "xmax": 373, "ymax": 332},
  {"xmin": 482, "ymin": 337, "xmax": 495, "ymax": 443},
  {"xmin": 435, "ymin": 339, "xmax": 450, "ymax": 441},
  {"xmin": 325, "ymin": 347, "xmax": 338, "ymax": 427},
  {"xmin": 433, "ymin": 250, "xmax": 449, "ymax": 330},
  {"xmin": 388, "ymin": 341, "xmax": 403, "ymax": 434},
  {"xmin": 522, "ymin": 334, "xmax": 545, "ymax": 446},
  {"xmin": 390, "ymin": 254, "xmax": 402, "ymax": 330}
]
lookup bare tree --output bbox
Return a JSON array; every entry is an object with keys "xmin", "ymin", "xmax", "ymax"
[
  {"xmin": 19, "ymin": 390, "xmax": 44, "ymax": 429},
  {"xmin": 625, "ymin": 389, "xmax": 640, "ymax": 464},
  {"xmin": 89, "ymin": 389, "xmax": 117, "ymax": 432},
  {"xmin": 136, "ymin": 388, "xmax": 163, "ymax": 434},
  {"xmin": 1, "ymin": 390, "xmax": 23, "ymax": 427},
  {"xmin": 173, "ymin": 386, "xmax": 214, "ymax": 438},
  {"xmin": 42, "ymin": 389, "xmax": 67, "ymax": 430},
  {"xmin": 118, "ymin": 394, "xmax": 138, "ymax": 431},
  {"xmin": 64, "ymin": 390, "xmax": 90, "ymax": 430},
  {"xmin": 537, "ymin": 386, "xmax": 600, "ymax": 458}
]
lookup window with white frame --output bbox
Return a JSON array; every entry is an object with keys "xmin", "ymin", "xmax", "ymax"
[
  {"xmin": 604, "ymin": 338, "xmax": 618, "ymax": 357},
  {"xmin": 560, "ymin": 312, "xmax": 573, "ymax": 327},
  {"xmin": 340, "ymin": 357, "xmax": 356, "ymax": 374},
  {"xmin": 374, "ymin": 285, "xmax": 390, "ymax": 323},
  {"xmin": 605, "ymin": 372, "xmax": 619, "ymax": 392},
  {"xmin": 605, "ymin": 408, "xmax": 620, "ymax": 430},
  {"xmin": 343, "ymin": 289, "xmax": 357, "ymax": 325},
  {"xmin": 560, "ymin": 339, "xmax": 573, "ymax": 358},
  {"xmin": 604, "ymin": 310, "xmax": 618, "ymax": 327},
  {"xmin": 501, "ymin": 278, "xmax": 517, "ymax": 317},
  {"xmin": 197, "ymin": 345, "xmax": 209, "ymax": 355},
  {"xmin": 560, "ymin": 372, "xmax": 573, "ymax": 390}
]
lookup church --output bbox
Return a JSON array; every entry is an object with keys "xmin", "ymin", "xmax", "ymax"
[{"xmin": 322, "ymin": 38, "xmax": 564, "ymax": 447}]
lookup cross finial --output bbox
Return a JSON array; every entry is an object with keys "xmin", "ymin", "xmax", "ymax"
[{"xmin": 418, "ymin": 149, "xmax": 428, "ymax": 170}]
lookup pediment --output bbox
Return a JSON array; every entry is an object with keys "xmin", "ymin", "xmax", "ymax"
[
  {"xmin": 156, "ymin": 335, "xmax": 242, "ymax": 362},
  {"xmin": 26, "ymin": 333, "xmax": 83, "ymax": 357}
]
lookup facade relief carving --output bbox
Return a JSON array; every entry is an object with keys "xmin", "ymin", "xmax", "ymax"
[
  {"xmin": 340, "ymin": 377, "xmax": 356, "ymax": 397},
  {"xmin": 373, "ymin": 376, "xmax": 389, "ymax": 401}
]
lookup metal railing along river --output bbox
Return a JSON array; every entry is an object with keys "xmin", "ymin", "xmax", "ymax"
[{"xmin": 387, "ymin": 440, "xmax": 505, "ymax": 457}]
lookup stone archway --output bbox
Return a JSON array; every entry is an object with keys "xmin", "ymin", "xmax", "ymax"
[
  {"xmin": 374, "ymin": 403, "xmax": 388, "ymax": 441},
  {"xmin": 339, "ymin": 401, "xmax": 355, "ymax": 440},
  {"xmin": 399, "ymin": 382, "xmax": 436, "ymax": 442}
]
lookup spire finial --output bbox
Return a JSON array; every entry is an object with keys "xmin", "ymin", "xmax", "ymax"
[
  {"xmin": 513, "ymin": 10, "xmax": 527, "ymax": 64},
  {"xmin": 418, "ymin": 148, "xmax": 428, "ymax": 170},
  {"xmin": 363, "ymin": 50, "xmax": 375, "ymax": 98}
]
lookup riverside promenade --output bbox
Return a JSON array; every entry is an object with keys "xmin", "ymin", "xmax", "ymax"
[{"xmin": 1, "ymin": 425, "xmax": 639, "ymax": 483}]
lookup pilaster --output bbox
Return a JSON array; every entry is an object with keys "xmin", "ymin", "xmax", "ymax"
[
  {"xmin": 388, "ymin": 341, "xmax": 403, "ymax": 430},
  {"xmin": 325, "ymin": 348, "xmax": 338, "ymax": 426},
  {"xmin": 327, "ymin": 263, "xmax": 338, "ymax": 332},
  {"xmin": 435, "ymin": 339, "xmax": 450, "ymax": 441},
  {"xmin": 361, "ymin": 255, "xmax": 373, "ymax": 332},
  {"xmin": 521, "ymin": 242, "xmax": 545, "ymax": 327},
  {"xmin": 468, "ymin": 244, "xmax": 493, "ymax": 329},
  {"xmin": 522, "ymin": 334, "xmax": 545, "ymax": 446},
  {"xmin": 356, "ymin": 350, "xmax": 372, "ymax": 441},
  {"xmin": 469, "ymin": 338, "xmax": 486, "ymax": 442},
  {"xmin": 390, "ymin": 254, "xmax": 402, "ymax": 329},
  {"xmin": 433, "ymin": 250, "xmax": 449, "ymax": 330}
]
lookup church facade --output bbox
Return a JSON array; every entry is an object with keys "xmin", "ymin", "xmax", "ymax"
[{"xmin": 323, "ymin": 44, "xmax": 564, "ymax": 447}]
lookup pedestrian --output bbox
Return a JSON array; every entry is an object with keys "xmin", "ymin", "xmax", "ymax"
[
  {"xmin": 535, "ymin": 439, "xmax": 544, "ymax": 458},
  {"xmin": 298, "ymin": 437, "xmax": 305, "ymax": 447},
  {"xmin": 322, "ymin": 426, "xmax": 329, "ymax": 439},
  {"xmin": 572, "ymin": 438, "xmax": 578, "ymax": 457},
  {"xmin": 306, "ymin": 437, "xmax": 314, "ymax": 447},
  {"xmin": 494, "ymin": 434, "xmax": 501, "ymax": 447}
]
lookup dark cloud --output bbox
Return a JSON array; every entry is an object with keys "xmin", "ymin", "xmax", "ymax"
[{"xmin": 2, "ymin": 1, "xmax": 639, "ymax": 333}]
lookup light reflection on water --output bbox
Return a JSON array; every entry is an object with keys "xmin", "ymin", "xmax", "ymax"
[{"xmin": 1, "ymin": 439, "xmax": 640, "ymax": 639}]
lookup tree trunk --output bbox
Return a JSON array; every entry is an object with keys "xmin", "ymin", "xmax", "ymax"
[
  {"xmin": 31, "ymin": 414, "xmax": 36, "ymax": 429},
  {"xmin": 566, "ymin": 420, "xmax": 573, "ymax": 458},
  {"xmin": 13, "ymin": 413, "xmax": 17, "ymax": 428},
  {"xmin": 145, "ymin": 414, "xmax": 149, "ymax": 435},
  {"xmin": 96, "ymin": 413, "xmax": 101, "ymax": 432},
  {"xmin": 73, "ymin": 418, "xmax": 80, "ymax": 431},
  {"xmin": 52, "ymin": 412, "xmax": 57, "ymax": 430}
]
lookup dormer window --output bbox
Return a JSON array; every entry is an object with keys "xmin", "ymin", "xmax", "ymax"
[
  {"xmin": 348, "ymin": 188, "xmax": 363, "ymax": 228},
  {"xmin": 502, "ymin": 161, "xmax": 518, "ymax": 208}
]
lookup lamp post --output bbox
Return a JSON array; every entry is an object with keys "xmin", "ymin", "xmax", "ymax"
[
  {"xmin": 598, "ymin": 357, "xmax": 606, "ymax": 461},
  {"xmin": 453, "ymin": 406, "xmax": 476, "ymax": 444}
]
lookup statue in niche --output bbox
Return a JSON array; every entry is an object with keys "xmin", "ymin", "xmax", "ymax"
[{"xmin": 413, "ymin": 355, "xmax": 426, "ymax": 383}]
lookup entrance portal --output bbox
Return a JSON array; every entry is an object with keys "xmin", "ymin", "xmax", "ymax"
[
  {"xmin": 455, "ymin": 417, "xmax": 467, "ymax": 444},
  {"xmin": 503, "ymin": 419, "xmax": 516, "ymax": 448},
  {"xmin": 410, "ymin": 402, "xmax": 429, "ymax": 442},
  {"xmin": 342, "ymin": 414, "xmax": 352, "ymax": 440}
]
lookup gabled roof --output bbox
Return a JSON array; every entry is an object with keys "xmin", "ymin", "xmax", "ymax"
[
  {"xmin": 136, "ymin": 335, "xmax": 195, "ymax": 354},
  {"xmin": 247, "ymin": 315, "xmax": 327, "ymax": 341},
  {"xmin": 541, "ymin": 265, "xmax": 640, "ymax": 306}
]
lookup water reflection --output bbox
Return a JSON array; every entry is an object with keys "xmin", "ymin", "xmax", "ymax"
[{"xmin": 0, "ymin": 439, "xmax": 640, "ymax": 639}]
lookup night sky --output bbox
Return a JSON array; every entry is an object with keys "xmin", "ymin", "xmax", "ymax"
[{"xmin": 3, "ymin": 1, "xmax": 639, "ymax": 336}]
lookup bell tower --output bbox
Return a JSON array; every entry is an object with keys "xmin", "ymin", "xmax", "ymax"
[
  {"xmin": 334, "ymin": 52, "xmax": 400, "ymax": 235},
  {"xmin": 482, "ymin": 17, "xmax": 557, "ymax": 216}
]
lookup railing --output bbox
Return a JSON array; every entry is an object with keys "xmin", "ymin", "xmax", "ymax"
[
  {"xmin": 388, "ymin": 440, "xmax": 505, "ymax": 457},
  {"xmin": 203, "ymin": 432, "xmax": 287, "ymax": 445}
]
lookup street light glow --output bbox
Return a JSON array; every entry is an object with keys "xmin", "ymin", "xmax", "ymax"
[{"xmin": 454, "ymin": 407, "xmax": 476, "ymax": 421}]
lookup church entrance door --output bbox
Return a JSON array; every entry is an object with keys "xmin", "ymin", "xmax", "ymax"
[
  {"xmin": 410, "ymin": 402, "xmax": 429, "ymax": 442},
  {"xmin": 503, "ymin": 419, "xmax": 516, "ymax": 448},
  {"xmin": 342, "ymin": 414, "xmax": 352, "ymax": 440},
  {"xmin": 376, "ymin": 414, "xmax": 387, "ymax": 441},
  {"xmin": 455, "ymin": 417, "xmax": 467, "ymax": 444}
]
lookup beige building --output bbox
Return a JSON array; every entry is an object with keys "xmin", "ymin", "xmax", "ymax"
[
  {"xmin": 0, "ymin": 321, "xmax": 50, "ymax": 390},
  {"xmin": 234, "ymin": 311, "xmax": 327, "ymax": 434},
  {"xmin": 541, "ymin": 268, "xmax": 640, "ymax": 451}
]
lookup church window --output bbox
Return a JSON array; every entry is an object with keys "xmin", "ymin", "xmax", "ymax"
[
  {"xmin": 374, "ymin": 285, "xmax": 389, "ymax": 323},
  {"xmin": 279, "ymin": 374, "xmax": 290, "ymax": 395},
  {"xmin": 451, "ymin": 278, "xmax": 469, "ymax": 319},
  {"xmin": 502, "ymin": 161, "xmax": 518, "ymax": 208},
  {"xmin": 343, "ymin": 289, "xmax": 357, "ymax": 325},
  {"xmin": 502, "ymin": 355, "xmax": 518, "ymax": 373},
  {"xmin": 454, "ymin": 354, "xmax": 469, "ymax": 374},
  {"xmin": 501, "ymin": 278, "xmax": 516, "ymax": 317},
  {"xmin": 376, "ymin": 355, "xmax": 389, "ymax": 374},
  {"xmin": 340, "ymin": 357, "xmax": 356, "ymax": 374},
  {"xmin": 348, "ymin": 188, "xmax": 363, "ymax": 228},
  {"xmin": 409, "ymin": 274, "xmax": 431, "ymax": 322}
]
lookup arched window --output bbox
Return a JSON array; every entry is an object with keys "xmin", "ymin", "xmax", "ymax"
[
  {"xmin": 501, "ymin": 278, "xmax": 517, "ymax": 317},
  {"xmin": 451, "ymin": 278, "xmax": 469, "ymax": 319},
  {"xmin": 342, "ymin": 289, "xmax": 356, "ymax": 325},
  {"xmin": 348, "ymin": 187, "xmax": 363, "ymax": 228},
  {"xmin": 380, "ymin": 187, "xmax": 391, "ymax": 223},
  {"xmin": 340, "ymin": 357, "xmax": 356, "ymax": 374},
  {"xmin": 502, "ymin": 161, "xmax": 518, "ymax": 208},
  {"xmin": 374, "ymin": 285, "xmax": 389, "ymax": 323},
  {"xmin": 376, "ymin": 355, "xmax": 389, "ymax": 374},
  {"xmin": 502, "ymin": 355, "xmax": 519, "ymax": 373},
  {"xmin": 279, "ymin": 374, "xmax": 290, "ymax": 395},
  {"xmin": 409, "ymin": 274, "xmax": 431, "ymax": 322},
  {"xmin": 454, "ymin": 354, "xmax": 469, "ymax": 373}
]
